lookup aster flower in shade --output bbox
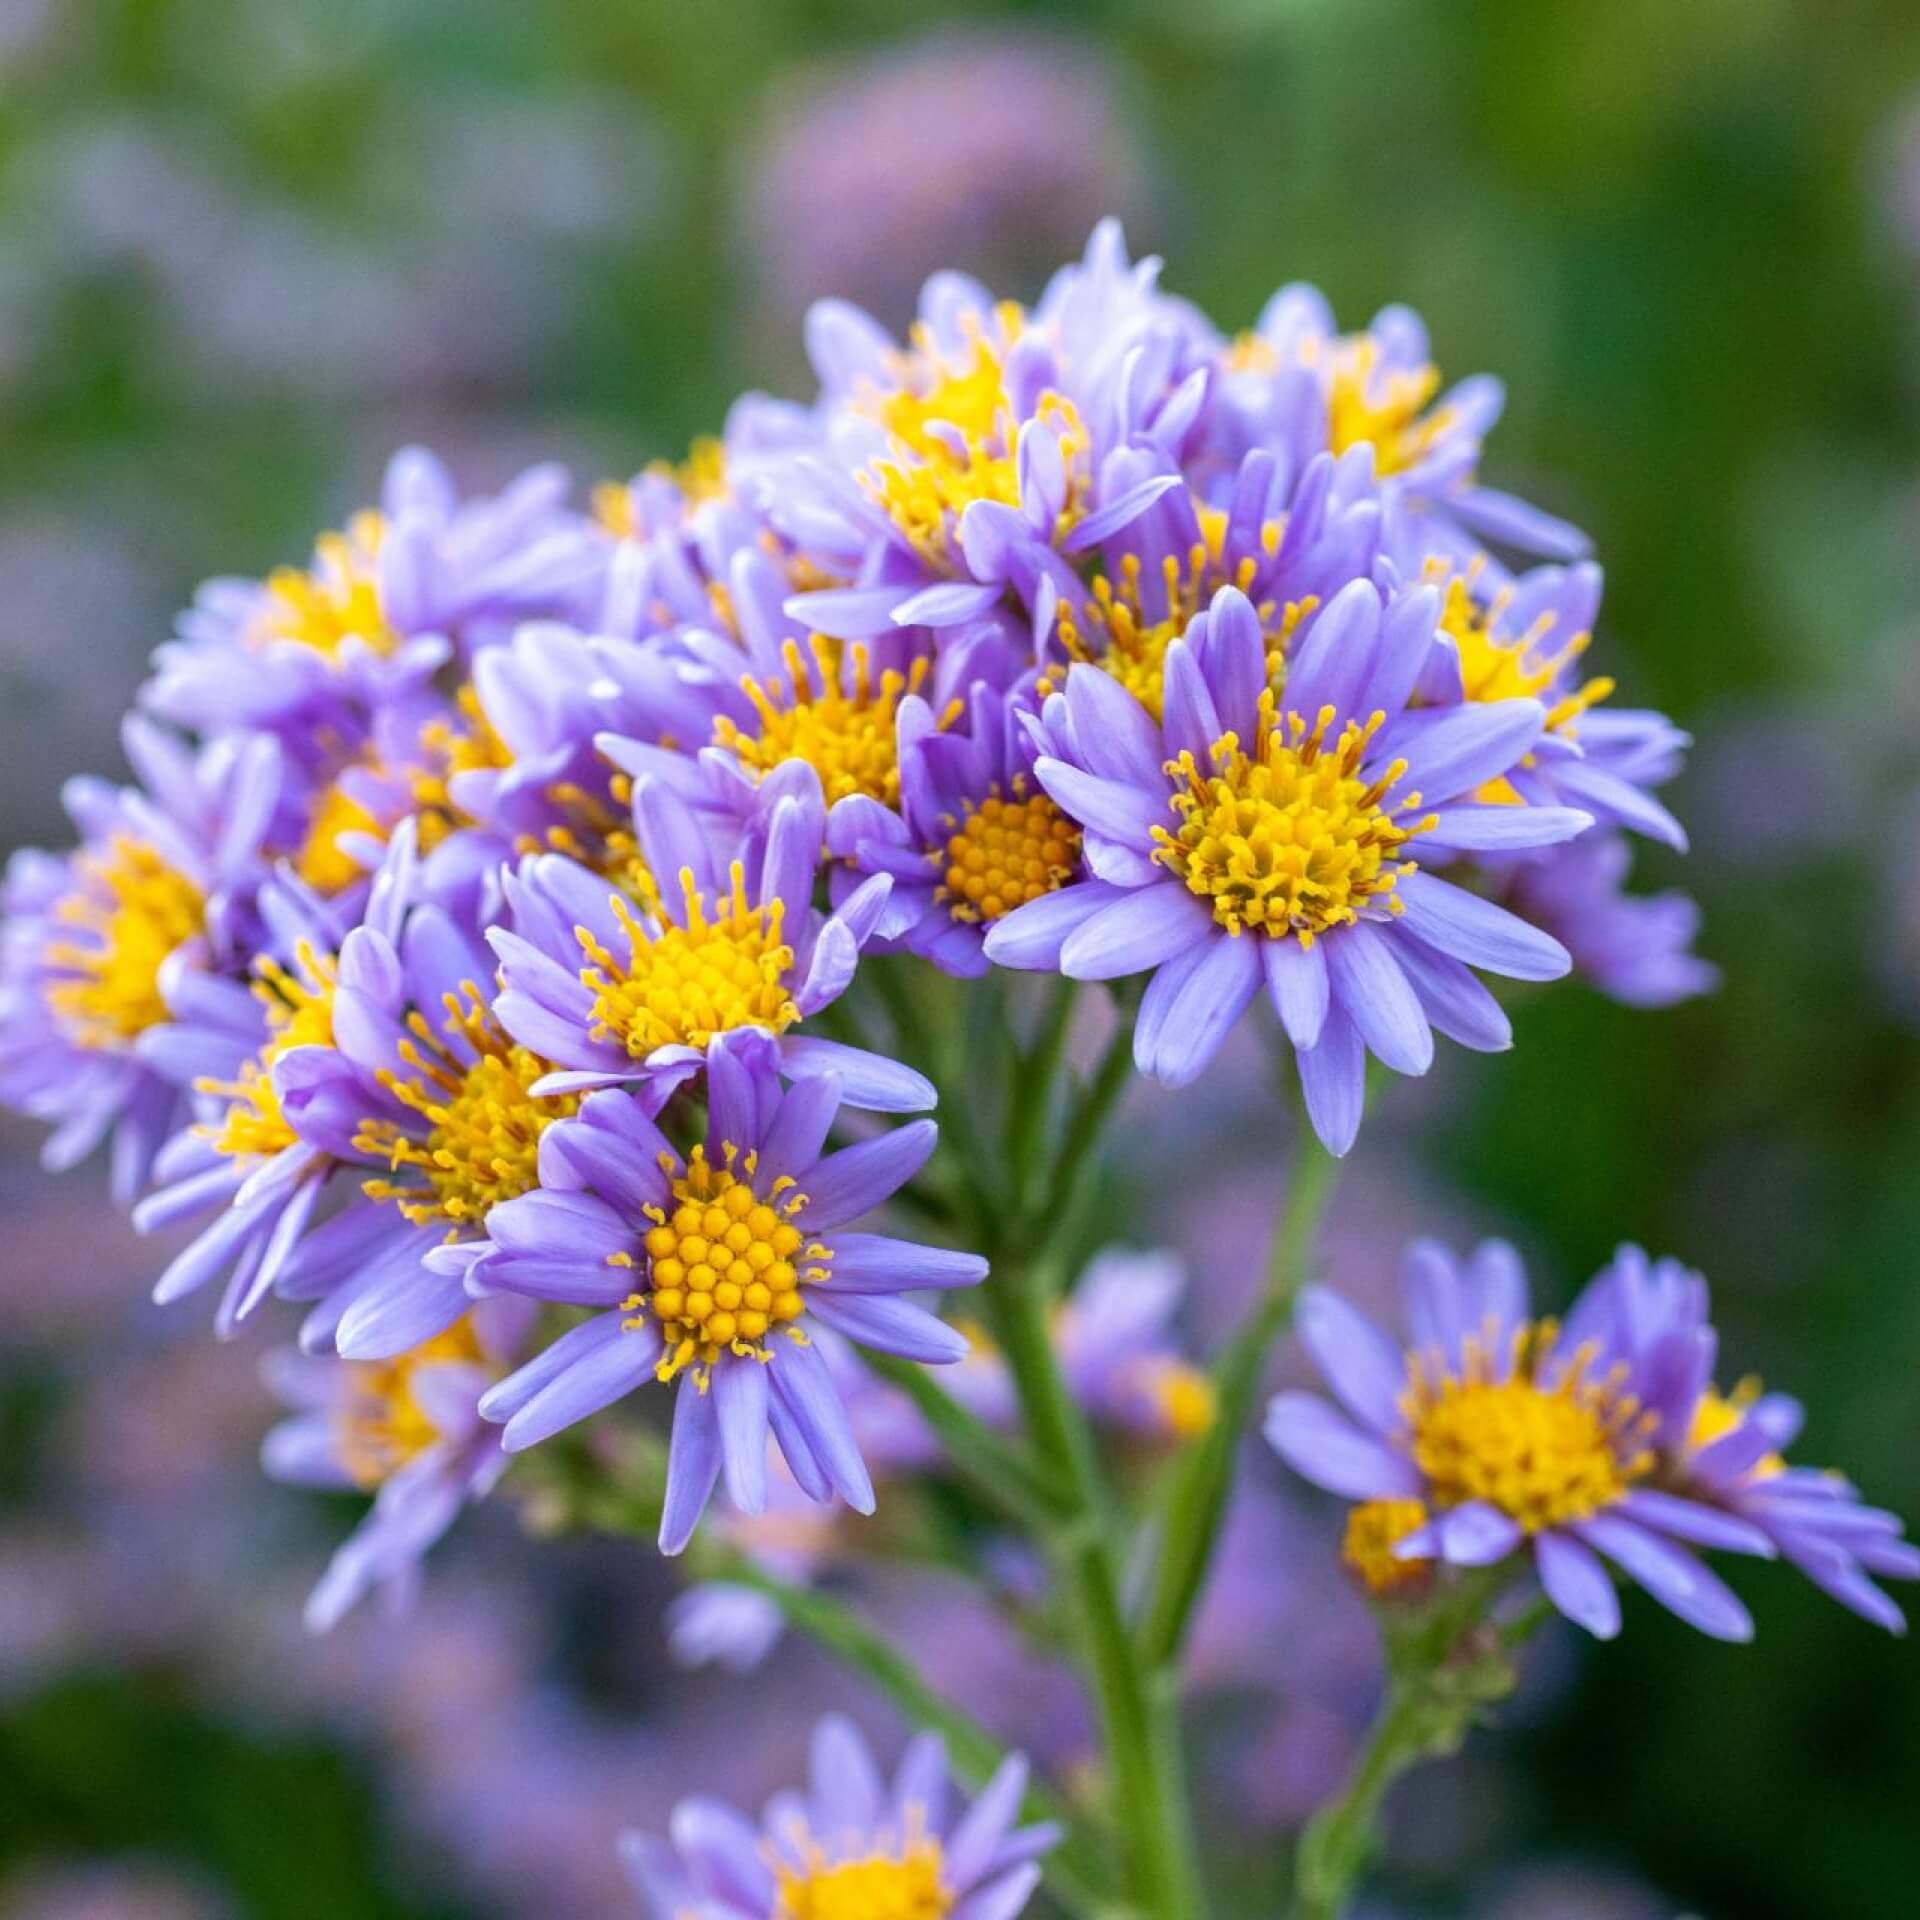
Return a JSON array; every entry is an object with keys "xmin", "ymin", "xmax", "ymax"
[
  {"xmin": 828, "ymin": 674, "xmax": 1085, "ymax": 977},
  {"xmin": 142, "ymin": 447, "xmax": 601, "ymax": 754},
  {"xmin": 620, "ymin": 1714, "xmax": 1055, "ymax": 1920},
  {"xmin": 262, "ymin": 1298, "xmax": 530, "ymax": 1630},
  {"xmin": 1558, "ymin": 1245, "xmax": 1920, "ymax": 1633},
  {"xmin": 986, "ymin": 582, "xmax": 1587, "ymax": 1152},
  {"xmin": 1267, "ymin": 1238, "xmax": 1783, "ymax": 1642},
  {"xmin": 0, "ymin": 719, "xmax": 283, "ymax": 1200},
  {"xmin": 475, "ymin": 1029, "xmax": 987, "ymax": 1552},
  {"xmin": 489, "ymin": 770, "xmax": 931, "ymax": 1113},
  {"xmin": 1213, "ymin": 286, "xmax": 1588, "ymax": 580},
  {"xmin": 1497, "ymin": 832, "xmax": 1717, "ymax": 1009}
]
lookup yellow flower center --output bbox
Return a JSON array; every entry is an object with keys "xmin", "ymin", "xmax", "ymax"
[
  {"xmin": 355, "ymin": 987, "xmax": 579, "ymax": 1227},
  {"xmin": 45, "ymin": 836, "xmax": 206, "ymax": 1049},
  {"xmin": 1437, "ymin": 567, "xmax": 1612, "ymax": 742},
  {"xmin": 334, "ymin": 1319, "xmax": 490, "ymax": 1489},
  {"xmin": 714, "ymin": 637, "xmax": 938, "ymax": 807},
  {"xmin": 295, "ymin": 781, "xmax": 385, "ymax": 894},
  {"xmin": 579, "ymin": 863, "xmax": 799, "ymax": 1060},
  {"xmin": 1323, "ymin": 340, "xmax": 1453, "ymax": 478},
  {"xmin": 936, "ymin": 785, "xmax": 1080, "ymax": 925},
  {"xmin": 199, "ymin": 944, "xmax": 338, "ymax": 1159},
  {"xmin": 1403, "ymin": 1322, "xmax": 1653, "ymax": 1533},
  {"xmin": 260, "ymin": 511, "xmax": 397, "ymax": 658},
  {"xmin": 1137, "ymin": 1358, "xmax": 1218, "ymax": 1440},
  {"xmin": 1342, "ymin": 1498, "xmax": 1433, "ymax": 1594},
  {"xmin": 1040, "ymin": 513, "xmax": 1302, "ymax": 723},
  {"xmin": 1153, "ymin": 695, "xmax": 1434, "ymax": 945},
  {"xmin": 622, "ymin": 1144, "xmax": 826, "ymax": 1383},
  {"xmin": 864, "ymin": 306, "xmax": 1084, "ymax": 568},
  {"xmin": 775, "ymin": 1835, "xmax": 951, "ymax": 1920}
]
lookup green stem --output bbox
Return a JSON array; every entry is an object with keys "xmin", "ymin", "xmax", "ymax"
[
  {"xmin": 1292, "ymin": 1577, "xmax": 1538, "ymax": 1920},
  {"xmin": 1138, "ymin": 1127, "xmax": 1344, "ymax": 1670}
]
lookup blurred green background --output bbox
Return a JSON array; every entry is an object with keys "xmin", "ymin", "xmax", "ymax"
[{"xmin": 3, "ymin": 1, "xmax": 1919, "ymax": 1915}]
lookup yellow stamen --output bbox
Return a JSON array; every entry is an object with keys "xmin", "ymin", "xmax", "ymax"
[
  {"xmin": 626, "ymin": 1143, "xmax": 827, "ymax": 1384},
  {"xmin": 1152, "ymin": 694, "xmax": 1434, "ymax": 945},
  {"xmin": 715, "ymin": 637, "xmax": 940, "ymax": 807},
  {"xmin": 198, "ymin": 944, "xmax": 338, "ymax": 1159},
  {"xmin": 936, "ymin": 783, "xmax": 1079, "ymax": 924},
  {"xmin": 1323, "ymin": 339, "xmax": 1453, "ymax": 478},
  {"xmin": 259, "ymin": 512, "xmax": 396, "ymax": 658},
  {"xmin": 1688, "ymin": 1380, "xmax": 1784, "ymax": 1480},
  {"xmin": 353, "ymin": 985, "xmax": 579, "ymax": 1227},
  {"xmin": 1342, "ymin": 1498, "xmax": 1432, "ymax": 1594},
  {"xmin": 774, "ymin": 1825, "xmax": 950, "ymax": 1920},
  {"xmin": 45, "ymin": 836, "xmax": 206, "ymax": 1048},
  {"xmin": 334, "ymin": 1319, "xmax": 490, "ymax": 1489},
  {"xmin": 578, "ymin": 862, "xmax": 798, "ymax": 1059},
  {"xmin": 594, "ymin": 437, "xmax": 729, "ymax": 538},
  {"xmin": 1402, "ymin": 1320, "xmax": 1654, "ymax": 1533}
]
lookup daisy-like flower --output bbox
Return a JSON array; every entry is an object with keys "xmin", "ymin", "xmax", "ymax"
[
  {"xmin": 830, "ymin": 675, "xmax": 1085, "ymax": 977},
  {"xmin": 262, "ymin": 877, "xmax": 585, "ymax": 1360},
  {"xmin": 620, "ymin": 1713, "xmax": 1055, "ymax": 1920},
  {"xmin": 1557, "ymin": 1246, "xmax": 1919, "ymax": 1633},
  {"xmin": 489, "ymin": 770, "xmax": 931, "ymax": 1113},
  {"xmin": 0, "ymin": 719, "xmax": 283, "ymax": 1200},
  {"xmin": 769, "ymin": 220, "xmax": 1199, "ymax": 639},
  {"xmin": 475, "ymin": 1029, "xmax": 986, "ymax": 1552},
  {"xmin": 143, "ymin": 447, "xmax": 601, "ymax": 756},
  {"xmin": 261, "ymin": 1298, "xmax": 529, "ymax": 1630},
  {"xmin": 1267, "ymin": 1239, "xmax": 1780, "ymax": 1642},
  {"xmin": 1214, "ymin": 286, "xmax": 1588, "ymax": 581},
  {"xmin": 985, "ymin": 583, "xmax": 1588, "ymax": 1152}
]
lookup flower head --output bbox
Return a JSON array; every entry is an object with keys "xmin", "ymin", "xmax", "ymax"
[
  {"xmin": 261, "ymin": 1298, "xmax": 528, "ymax": 1629},
  {"xmin": 476, "ymin": 1029, "xmax": 986, "ymax": 1552},
  {"xmin": 987, "ymin": 583, "xmax": 1587, "ymax": 1151},
  {"xmin": 620, "ymin": 1714, "xmax": 1054, "ymax": 1920}
]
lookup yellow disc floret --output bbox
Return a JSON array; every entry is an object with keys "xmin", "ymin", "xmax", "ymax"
[
  {"xmin": 579, "ymin": 862, "xmax": 799, "ymax": 1059},
  {"xmin": 355, "ymin": 985, "xmax": 579, "ymax": 1228},
  {"xmin": 622, "ymin": 1143, "xmax": 828, "ymax": 1384},
  {"xmin": 295, "ymin": 780, "xmax": 385, "ymax": 894},
  {"xmin": 775, "ymin": 1829, "xmax": 950, "ymax": 1920},
  {"xmin": 937, "ymin": 783, "xmax": 1080, "ymax": 924},
  {"xmin": 199, "ymin": 943, "xmax": 338, "ymax": 1159},
  {"xmin": 1435, "ymin": 564, "xmax": 1613, "ymax": 740},
  {"xmin": 1324, "ymin": 339, "xmax": 1453, "ymax": 478},
  {"xmin": 260, "ymin": 511, "xmax": 396, "ymax": 658},
  {"xmin": 1403, "ymin": 1322, "xmax": 1654, "ymax": 1534},
  {"xmin": 45, "ymin": 836, "xmax": 206, "ymax": 1049},
  {"xmin": 1342, "ymin": 1498, "xmax": 1433, "ymax": 1594},
  {"xmin": 334, "ymin": 1319, "xmax": 490, "ymax": 1489},
  {"xmin": 1687, "ymin": 1380, "xmax": 1785, "ymax": 1480},
  {"xmin": 714, "ymin": 637, "xmax": 940, "ymax": 807},
  {"xmin": 863, "ymin": 305, "xmax": 1084, "ymax": 569},
  {"xmin": 1153, "ymin": 694, "xmax": 1435, "ymax": 945}
]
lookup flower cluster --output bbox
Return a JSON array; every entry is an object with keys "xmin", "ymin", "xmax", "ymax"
[{"xmin": 3, "ymin": 222, "xmax": 1908, "ymax": 1920}]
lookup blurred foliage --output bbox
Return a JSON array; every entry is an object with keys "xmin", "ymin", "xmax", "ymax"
[{"xmin": 3, "ymin": 0, "xmax": 1919, "ymax": 1914}]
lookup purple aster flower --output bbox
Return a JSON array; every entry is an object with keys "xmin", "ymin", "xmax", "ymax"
[
  {"xmin": 142, "ymin": 446, "xmax": 602, "ymax": 755},
  {"xmin": 262, "ymin": 1297, "xmax": 530, "ymax": 1630},
  {"xmin": 1211, "ymin": 286, "xmax": 1588, "ymax": 581},
  {"xmin": 1496, "ymin": 832, "xmax": 1716, "ymax": 1009},
  {"xmin": 829, "ymin": 673, "xmax": 1086, "ymax": 977},
  {"xmin": 1267, "ymin": 1237, "xmax": 1786, "ymax": 1642},
  {"xmin": 0, "ymin": 718, "xmax": 284, "ymax": 1200},
  {"xmin": 619, "ymin": 1713, "xmax": 1055, "ymax": 1919},
  {"xmin": 475, "ymin": 1028, "xmax": 987, "ymax": 1552},
  {"xmin": 1557, "ymin": 1245, "xmax": 1920, "ymax": 1633},
  {"xmin": 488, "ymin": 769, "xmax": 931, "ymax": 1113},
  {"xmin": 1053, "ymin": 1247, "xmax": 1218, "ymax": 1444},
  {"xmin": 985, "ymin": 582, "xmax": 1586, "ymax": 1152},
  {"xmin": 767, "ymin": 220, "xmax": 1204, "ymax": 639},
  {"xmin": 259, "ymin": 857, "xmax": 586, "ymax": 1361}
]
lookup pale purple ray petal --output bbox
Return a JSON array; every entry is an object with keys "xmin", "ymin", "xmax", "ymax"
[
  {"xmin": 1264, "ymin": 1392, "xmax": 1423, "ymax": 1499},
  {"xmin": 1294, "ymin": 1284, "xmax": 1407, "ymax": 1437},
  {"xmin": 1326, "ymin": 922, "xmax": 1432, "ymax": 1075},
  {"xmin": 1264, "ymin": 938, "xmax": 1329, "ymax": 1048},
  {"xmin": 1534, "ymin": 1528, "xmax": 1621, "ymax": 1639},
  {"xmin": 499, "ymin": 1319, "xmax": 662, "ymax": 1451},
  {"xmin": 1395, "ymin": 870, "xmax": 1570, "ymax": 982},
  {"xmin": 1296, "ymin": 1002, "xmax": 1366, "ymax": 1156},
  {"xmin": 1060, "ymin": 884, "xmax": 1212, "ymax": 981},
  {"xmin": 824, "ymin": 1233, "xmax": 988, "ymax": 1293},
  {"xmin": 1577, "ymin": 1512, "xmax": 1754, "ymax": 1642},
  {"xmin": 659, "ymin": 1381, "xmax": 723, "ymax": 1554},
  {"xmin": 1619, "ymin": 1489, "xmax": 1776, "ymax": 1558},
  {"xmin": 981, "ymin": 882, "xmax": 1125, "ymax": 971},
  {"xmin": 712, "ymin": 1356, "xmax": 770, "ymax": 1514},
  {"xmin": 810, "ymin": 1714, "xmax": 884, "ymax": 1832},
  {"xmin": 769, "ymin": 1335, "xmax": 874, "ymax": 1513},
  {"xmin": 942, "ymin": 1751, "xmax": 1029, "ymax": 1889},
  {"xmin": 802, "ymin": 1120, "xmax": 937, "ymax": 1229},
  {"xmin": 778, "ymin": 1035, "xmax": 936, "ymax": 1114},
  {"xmin": 807, "ymin": 1290, "xmax": 970, "ymax": 1363},
  {"xmin": 1033, "ymin": 759, "xmax": 1166, "ymax": 851},
  {"xmin": 1137, "ymin": 928, "xmax": 1260, "ymax": 1087}
]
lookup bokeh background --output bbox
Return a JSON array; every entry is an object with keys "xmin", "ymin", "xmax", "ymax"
[{"xmin": 4, "ymin": 2, "xmax": 1920, "ymax": 1915}]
